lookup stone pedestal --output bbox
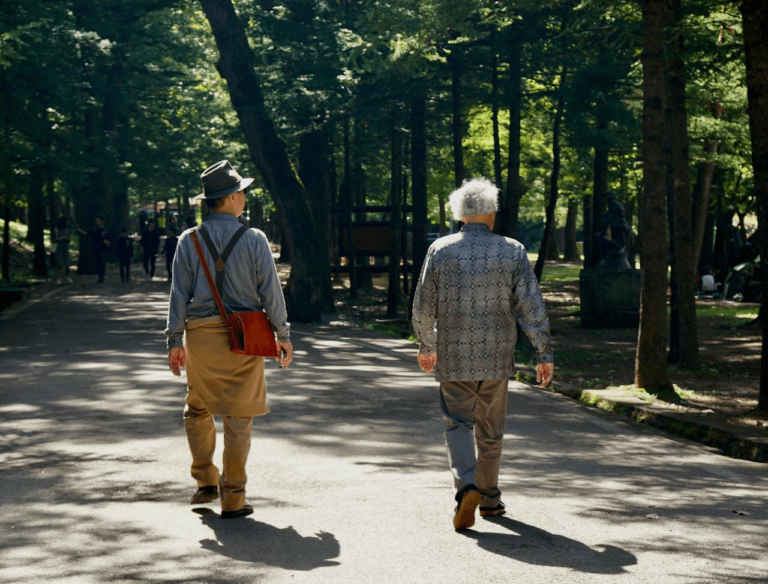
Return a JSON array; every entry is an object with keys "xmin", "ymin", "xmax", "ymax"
[{"xmin": 579, "ymin": 269, "xmax": 642, "ymax": 328}]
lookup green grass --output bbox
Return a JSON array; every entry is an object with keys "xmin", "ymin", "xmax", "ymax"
[
  {"xmin": 526, "ymin": 252, "xmax": 582, "ymax": 282},
  {"xmin": 695, "ymin": 302, "xmax": 758, "ymax": 325},
  {"xmin": 363, "ymin": 321, "xmax": 418, "ymax": 343}
]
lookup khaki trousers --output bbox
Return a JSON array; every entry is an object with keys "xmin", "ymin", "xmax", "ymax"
[
  {"xmin": 184, "ymin": 404, "xmax": 252, "ymax": 512},
  {"xmin": 439, "ymin": 378, "xmax": 509, "ymax": 508}
]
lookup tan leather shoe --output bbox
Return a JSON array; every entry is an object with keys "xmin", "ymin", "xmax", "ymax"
[
  {"xmin": 221, "ymin": 501, "xmax": 254, "ymax": 519},
  {"xmin": 480, "ymin": 501, "xmax": 506, "ymax": 517},
  {"xmin": 453, "ymin": 489, "xmax": 481, "ymax": 530},
  {"xmin": 190, "ymin": 485, "xmax": 219, "ymax": 505}
]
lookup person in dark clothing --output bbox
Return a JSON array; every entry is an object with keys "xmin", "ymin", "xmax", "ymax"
[
  {"xmin": 78, "ymin": 216, "xmax": 110, "ymax": 283},
  {"xmin": 141, "ymin": 219, "xmax": 161, "ymax": 280},
  {"xmin": 117, "ymin": 227, "xmax": 133, "ymax": 282},
  {"xmin": 162, "ymin": 227, "xmax": 179, "ymax": 281}
]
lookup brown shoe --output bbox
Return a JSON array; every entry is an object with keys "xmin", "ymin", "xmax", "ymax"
[
  {"xmin": 453, "ymin": 488, "xmax": 481, "ymax": 530},
  {"xmin": 480, "ymin": 501, "xmax": 506, "ymax": 518},
  {"xmin": 190, "ymin": 485, "xmax": 219, "ymax": 505},
  {"xmin": 221, "ymin": 501, "xmax": 254, "ymax": 519}
]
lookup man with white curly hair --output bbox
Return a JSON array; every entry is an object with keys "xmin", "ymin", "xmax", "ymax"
[{"xmin": 412, "ymin": 177, "xmax": 554, "ymax": 531}]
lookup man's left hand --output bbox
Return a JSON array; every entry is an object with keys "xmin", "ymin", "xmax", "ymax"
[
  {"xmin": 276, "ymin": 341, "xmax": 293, "ymax": 369},
  {"xmin": 537, "ymin": 362, "xmax": 554, "ymax": 387}
]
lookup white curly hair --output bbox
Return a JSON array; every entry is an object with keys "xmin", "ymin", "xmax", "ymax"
[{"xmin": 447, "ymin": 178, "xmax": 499, "ymax": 221}]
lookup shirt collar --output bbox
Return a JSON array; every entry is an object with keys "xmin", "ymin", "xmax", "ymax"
[
  {"xmin": 206, "ymin": 212, "xmax": 239, "ymax": 223},
  {"xmin": 461, "ymin": 223, "xmax": 491, "ymax": 233}
]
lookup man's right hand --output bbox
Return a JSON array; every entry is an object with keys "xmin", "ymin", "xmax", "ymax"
[
  {"xmin": 537, "ymin": 362, "xmax": 555, "ymax": 387},
  {"xmin": 168, "ymin": 347, "xmax": 186, "ymax": 377},
  {"xmin": 417, "ymin": 351, "xmax": 437, "ymax": 374}
]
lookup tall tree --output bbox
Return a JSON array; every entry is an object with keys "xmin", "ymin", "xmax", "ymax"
[
  {"xmin": 636, "ymin": 0, "xmax": 674, "ymax": 393},
  {"xmin": 500, "ymin": 28, "xmax": 523, "ymax": 239},
  {"xmin": 534, "ymin": 64, "xmax": 567, "ymax": 281},
  {"xmin": 410, "ymin": 78, "xmax": 429, "ymax": 316},
  {"xmin": 666, "ymin": 0, "xmax": 700, "ymax": 368},
  {"xmin": 739, "ymin": 0, "xmax": 768, "ymax": 411},
  {"xmin": 199, "ymin": 0, "xmax": 333, "ymax": 322},
  {"xmin": 387, "ymin": 105, "xmax": 403, "ymax": 317}
]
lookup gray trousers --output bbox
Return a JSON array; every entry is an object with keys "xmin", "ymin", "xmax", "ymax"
[{"xmin": 439, "ymin": 378, "xmax": 509, "ymax": 507}]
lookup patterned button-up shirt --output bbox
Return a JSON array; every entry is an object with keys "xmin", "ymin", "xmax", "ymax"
[{"xmin": 412, "ymin": 223, "xmax": 553, "ymax": 382}]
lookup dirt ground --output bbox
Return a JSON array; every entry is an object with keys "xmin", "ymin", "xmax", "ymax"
[{"xmin": 322, "ymin": 262, "xmax": 767, "ymax": 443}]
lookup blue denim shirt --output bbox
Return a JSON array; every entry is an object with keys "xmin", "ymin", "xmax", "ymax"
[{"xmin": 165, "ymin": 212, "xmax": 290, "ymax": 349}]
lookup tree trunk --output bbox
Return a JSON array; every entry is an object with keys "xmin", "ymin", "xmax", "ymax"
[
  {"xmin": 501, "ymin": 35, "xmax": 522, "ymax": 239},
  {"xmin": 589, "ymin": 133, "xmax": 609, "ymax": 268},
  {"xmin": 698, "ymin": 206, "xmax": 716, "ymax": 274},
  {"xmin": 739, "ymin": 0, "xmax": 768, "ymax": 410},
  {"xmin": 387, "ymin": 105, "xmax": 403, "ymax": 317},
  {"xmin": 534, "ymin": 66, "xmax": 567, "ymax": 282},
  {"xmin": 299, "ymin": 127, "xmax": 334, "ymax": 311},
  {"xmin": 352, "ymin": 117, "xmax": 373, "ymax": 291},
  {"xmin": 563, "ymin": 197, "xmax": 580, "ymax": 262},
  {"xmin": 448, "ymin": 48, "xmax": 463, "ymax": 235},
  {"xmin": 75, "ymin": 48, "xmax": 100, "ymax": 276},
  {"xmin": 409, "ymin": 79, "xmax": 429, "ymax": 317},
  {"xmin": 636, "ymin": 0, "xmax": 674, "ymax": 393},
  {"xmin": 666, "ymin": 112, "xmax": 679, "ymax": 363},
  {"xmin": 0, "ymin": 76, "xmax": 10, "ymax": 280},
  {"xmin": 667, "ymin": 0, "xmax": 700, "ymax": 368},
  {"xmin": 200, "ymin": 0, "xmax": 333, "ymax": 322},
  {"xmin": 401, "ymin": 129, "xmax": 410, "ymax": 296},
  {"xmin": 2, "ymin": 204, "xmax": 9, "ymax": 281},
  {"xmin": 341, "ymin": 115, "xmax": 356, "ymax": 297},
  {"xmin": 28, "ymin": 170, "xmax": 48, "ymax": 277},
  {"xmin": 250, "ymin": 198, "xmax": 263, "ymax": 230},
  {"xmin": 692, "ymin": 102, "xmax": 723, "ymax": 268},
  {"xmin": 491, "ymin": 32, "xmax": 503, "ymax": 195}
]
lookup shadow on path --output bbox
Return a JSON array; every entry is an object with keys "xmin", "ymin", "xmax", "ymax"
[
  {"xmin": 461, "ymin": 516, "xmax": 637, "ymax": 574},
  {"xmin": 193, "ymin": 508, "xmax": 340, "ymax": 571}
]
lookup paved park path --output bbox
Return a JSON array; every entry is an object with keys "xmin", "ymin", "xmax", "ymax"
[{"xmin": 1, "ymin": 274, "xmax": 766, "ymax": 584}]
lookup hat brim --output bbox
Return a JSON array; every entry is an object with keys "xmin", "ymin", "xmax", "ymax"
[{"xmin": 193, "ymin": 177, "xmax": 254, "ymax": 201}]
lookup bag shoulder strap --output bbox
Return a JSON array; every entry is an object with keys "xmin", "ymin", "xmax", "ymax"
[
  {"xmin": 190, "ymin": 229, "xmax": 228, "ymax": 319},
  {"xmin": 197, "ymin": 224, "xmax": 249, "ymax": 295}
]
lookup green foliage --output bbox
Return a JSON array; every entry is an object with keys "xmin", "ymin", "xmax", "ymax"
[{"xmin": 0, "ymin": 0, "xmax": 760, "ymax": 291}]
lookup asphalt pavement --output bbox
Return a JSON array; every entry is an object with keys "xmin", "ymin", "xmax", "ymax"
[{"xmin": 0, "ymin": 272, "xmax": 766, "ymax": 584}]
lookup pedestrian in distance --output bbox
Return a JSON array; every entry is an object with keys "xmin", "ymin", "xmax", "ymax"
[
  {"xmin": 166, "ymin": 160, "xmax": 293, "ymax": 519},
  {"xmin": 77, "ymin": 216, "xmax": 110, "ymax": 283},
  {"xmin": 141, "ymin": 219, "xmax": 161, "ymax": 280},
  {"xmin": 412, "ymin": 177, "xmax": 554, "ymax": 531},
  {"xmin": 117, "ymin": 227, "xmax": 133, "ymax": 283},
  {"xmin": 54, "ymin": 215, "xmax": 73, "ymax": 284},
  {"xmin": 162, "ymin": 227, "xmax": 178, "ymax": 282}
]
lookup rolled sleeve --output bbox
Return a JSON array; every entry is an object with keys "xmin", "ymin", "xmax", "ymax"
[
  {"xmin": 254, "ymin": 230, "xmax": 290, "ymax": 343},
  {"xmin": 165, "ymin": 236, "xmax": 194, "ymax": 349},
  {"xmin": 412, "ymin": 248, "xmax": 438, "ymax": 354},
  {"xmin": 511, "ymin": 253, "xmax": 553, "ymax": 364}
]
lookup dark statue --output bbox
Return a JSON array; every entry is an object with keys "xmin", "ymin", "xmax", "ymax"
[{"xmin": 594, "ymin": 191, "xmax": 631, "ymax": 270}]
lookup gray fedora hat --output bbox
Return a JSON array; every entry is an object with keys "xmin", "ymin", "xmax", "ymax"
[{"xmin": 194, "ymin": 160, "xmax": 254, "ymax": 200}]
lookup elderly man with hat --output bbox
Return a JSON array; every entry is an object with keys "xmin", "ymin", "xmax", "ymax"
[
  {"xmin": 165, "ymin": 160, "xmax": 293, "ymax": 518},
  {"xmin": 412, "ymin": 177, "xmax": 554, "ymax": 531}
]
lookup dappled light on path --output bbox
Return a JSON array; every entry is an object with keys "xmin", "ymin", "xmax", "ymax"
[{"xmin": 0, "ymin": 285, "xmax": 766, "ymax": 582}]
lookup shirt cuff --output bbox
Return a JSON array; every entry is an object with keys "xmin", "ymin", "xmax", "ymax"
[{"xmin": 167, "ymin": 335, "xmax": 184, "ymax": 350}]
